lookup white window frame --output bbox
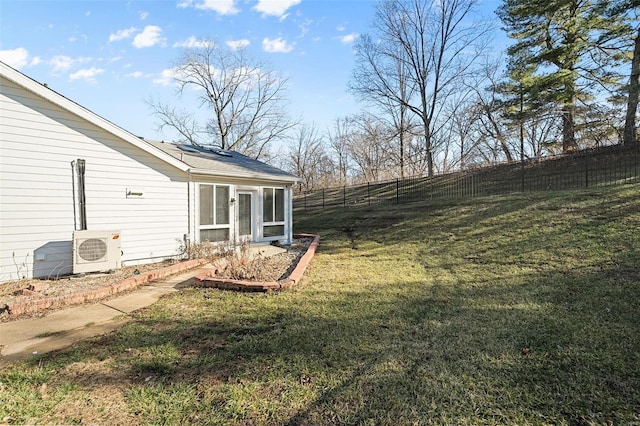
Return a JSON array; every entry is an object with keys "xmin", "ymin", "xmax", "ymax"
[
  {"xmin": 198, "ymin": 184, "xmax": 231, "ymax": 242},
  {"xmin": 262, "ymin": 187, "xmax": 286, "ymax": 240}
]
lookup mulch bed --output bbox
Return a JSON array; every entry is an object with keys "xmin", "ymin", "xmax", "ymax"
[{"xmin": 195, "ymin": 234, "xmax": 320, "ymax": 292}]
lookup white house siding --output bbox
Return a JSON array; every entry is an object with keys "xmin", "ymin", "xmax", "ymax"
[{"xmin": 0, "ymin": 77, "xmax": 188, "ymax": 282}]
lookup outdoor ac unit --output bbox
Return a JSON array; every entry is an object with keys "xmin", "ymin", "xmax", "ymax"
[{"xmin": 72, "ymin": 230, "xmax": 122, "ymax": 274}]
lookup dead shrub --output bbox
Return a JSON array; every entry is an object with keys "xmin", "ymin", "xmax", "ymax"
[
  {"xmin": 183, "ymin": 239, "xmax": 274, "ymax": 281},
  {"xmin": 220, "ymin": 241, "xmax": 272, "ymax": 281},
  {"xmin": 182, "ymin": 240, "xmax": 233, "ymax": 263}
]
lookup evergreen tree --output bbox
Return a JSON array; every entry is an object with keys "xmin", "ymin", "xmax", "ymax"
[
  {"xmin": 497, "ymin": 60, "xmax": 548, "ymax": 153},
  {"xmin": 604, "ymin": 0, "xmax": 640, "ymax": 145},
  {"xmin": 590, "ymin": 0, "xmax": 639, "ymax": 144},
  {"xmin": 625, "ymin": 27, "xmax": 640, "ymax": 144},
  {"xmin": 498, "ymin": 0, "xmax": 623, "ymax": 152}
]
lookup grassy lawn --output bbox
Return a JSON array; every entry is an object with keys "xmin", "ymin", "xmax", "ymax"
[{"xmin": 1, "ymin": 185, "xmax": 639, "ymax": 425}]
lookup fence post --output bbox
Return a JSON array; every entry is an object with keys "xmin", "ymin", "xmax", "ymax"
[
  {"xmin": 343, "ymin": 186, "xmax": 346, "ymax": 208},
  {"xmin": 368, "ymin": 182, "xmax": 371, "ymax": 206},
  {"xmin": 322, "ymin": 188, "xmax": 325, "ymax": 209},
  {"xmin": 396, "ymin": 179, "xmax": 400, "ymax": 204}
]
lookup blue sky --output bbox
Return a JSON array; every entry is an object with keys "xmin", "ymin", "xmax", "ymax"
[{"xmin": 1, "ymin": 0, "xmax": 504, "ymax": 143}]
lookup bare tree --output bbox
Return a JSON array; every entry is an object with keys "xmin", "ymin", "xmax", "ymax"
[
  {"xmin": 285, "ymin": 123, "xmax": 333, "ymax": 192},
  {"xmin": 346, "ymin": 113, "xmax": 396, "ymax": 183},
  {"xmin": 327, "ymin": 117, "xmax": 352, "ymax": 186},
  {"xmin": 148, "ymin": 40, "xmax": 296, "ymax": 159},
  {"xmin": 379, "ymin": 109, "xmax": 418, "ymax": 178},
  {"xmin": 350, "ymin": 34, "xmax": 416, "ymax": 179},
  {"xmin": 145, "ymin": 99, "xmax": 200, "ymax": 145},
  {"xmin": 577, "ymin": 102, "xmax": 624, "ymax": 148},
  {"xmin": 464, "ymin": 59, "xmax": 518, "ymax": 163},
  {"xmin": 439, "ymin": 98, "xmax": 477, "ymax": 172},
  {"xmin": 350, "ymin": 0, "xmax": 490, "ymax": 177},
  {"xmin": 404, "ymin": 136, "xmax": 429, "ymax": 176}
]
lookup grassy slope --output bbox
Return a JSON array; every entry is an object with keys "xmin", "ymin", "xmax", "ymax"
[{"xmin": 1, "ymin": 185, "xmax": 639, "ymax": 425}]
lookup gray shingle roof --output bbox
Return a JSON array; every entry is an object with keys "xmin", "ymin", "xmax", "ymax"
[{"xmin": 147, "ymin": 141, "xmax": 300, "ymax": 183}]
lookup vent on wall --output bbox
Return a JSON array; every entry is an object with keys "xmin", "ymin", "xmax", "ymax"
[{"xmin": 72, "ymin": 230, "xmax": 122, "ymax": 274}]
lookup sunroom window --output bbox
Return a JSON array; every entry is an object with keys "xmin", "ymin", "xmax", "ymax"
[
  {"xmin": 199, "ymin": 184, "xmax": 230, "ymax": 242},
  {"xmin": 263, "ymin": 187, "xmax": 285, "ymax": 238}
]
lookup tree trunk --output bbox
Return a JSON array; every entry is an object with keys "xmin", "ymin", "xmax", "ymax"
[
  {"xmin": 562, "ymin": 79, "xmax": 577, "ymax": 152},
  {"xmin": 624, "ymin": 27, "xmax": 640, "ymax": 145},
  {"xmin": 423, "ymin": 121, "xmax": 434, "ymax": 177},
  {"xmin": 562, "ymin": 108, "xmax": 576, "ymax": 152},
  {"xmin": 486, "ymin": 106, "xmax": 515, "ymax": 162},
  {"xmin": 399, "ymin": 103, "xmax": 407, "ymax": 179},
  {"xmin": 460, "ymin": 136, "xmax": 465, "ymax": 170},
  {"xmin": 400, "ymin": 130, "xmax": 405, "ymax": 179}
]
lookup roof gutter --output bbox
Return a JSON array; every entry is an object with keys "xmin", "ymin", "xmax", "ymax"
[{"xmin": 188, "ymin": 168, "xmax": 302, "ymax": 184}]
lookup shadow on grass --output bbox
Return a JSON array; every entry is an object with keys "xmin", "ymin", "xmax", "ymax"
[
  {"xmin": 6, "ymin": 186, "xmax": 639, "ymax": 424},
  {"xmin": 14, "ymin": 245, "xmax": 638, "ymax": 425}
]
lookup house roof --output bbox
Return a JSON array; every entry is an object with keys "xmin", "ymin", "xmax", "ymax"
[
  {"xmin": 1, "ymin": 61, "xmax": 300, "ymax": 185},
  {"xmin": 148, "ymin": 141, "xmax": 300, "ymax": 183}
]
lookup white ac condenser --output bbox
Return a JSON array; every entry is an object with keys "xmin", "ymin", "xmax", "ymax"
[{"xmin": 72, "ymin": 230, "xmax": 122, "ymax": 274}]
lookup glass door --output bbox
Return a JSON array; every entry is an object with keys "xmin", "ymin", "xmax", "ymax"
[{"xmin": 237, "ymin": 192, "xmax": 253, "ymax": 240}]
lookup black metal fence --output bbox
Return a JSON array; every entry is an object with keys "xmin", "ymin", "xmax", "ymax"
[{"xmin": 294, "ymin": 143, "xmax": 640, "ymax": 210}]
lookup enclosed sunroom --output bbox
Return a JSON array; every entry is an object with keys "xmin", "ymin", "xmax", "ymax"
[{"xmin": 150, "ymin": 142, "xmax": 299, "ymax": 245}]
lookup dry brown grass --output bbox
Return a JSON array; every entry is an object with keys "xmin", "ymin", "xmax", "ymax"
[{"xmin": 3, "ymin": 187, "xmax": 638, "ymax": 425}]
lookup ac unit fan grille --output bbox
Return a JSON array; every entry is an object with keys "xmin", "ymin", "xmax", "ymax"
[{"xmin": 78, "ymin": 238, "xmax": 108, "ymax": 261}]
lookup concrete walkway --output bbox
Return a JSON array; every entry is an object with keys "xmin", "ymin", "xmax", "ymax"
[
  {"xmin": 0, "ymin": 265, "xmax": 214, "ymax": 363},
  {"xmin": 0, "ymin": 243, "xmax": 290, "ymax": 364}
]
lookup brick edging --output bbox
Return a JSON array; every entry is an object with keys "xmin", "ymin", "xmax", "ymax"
[
  {"xmin": 5, "ymin": 259, "xmax": 208, "ymax": 318},
  {"xmin": 194, "ymin": 234, "xmax": 320, "ymax": 292},
  {"xmin": 5, "ymin": 234, "xmax": 321, "ymax": 317}
]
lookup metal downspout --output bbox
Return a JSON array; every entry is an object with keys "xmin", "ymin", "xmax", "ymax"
[{"xmin": 72, "ymin": 159, "xmax": 87, "ymax": 230}]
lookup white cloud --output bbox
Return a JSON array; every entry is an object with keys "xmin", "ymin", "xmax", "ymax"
[
  {"xmin": 262, "ymin": 37, "xmax": 294, "ymax": 53},
  {"xmin": 109, "ymin": 26, "xmax": 137, "ymax": 42},
  {"xmin": 126, "ymin": 71, "xmax": 145, "ymax": 78},
  {"xmin": 179, "ymin": 0, "xmax": 239, "ymax": 15},
  {"xmin": 48, "ymin": 55, "xmax": 91, "ymax": 73},
  {"xmin": 298, "ymin": 18, "xmax": 312, "ymax": 38},
  {"xmin": 69, "ymin": 67, "xmax": 104, "ymax": 82},
  {"xmin": 139, "ymin": 11, "xmax": 149, "ymax": 20},
  {"xmin": 340, "ymin": 32, "xmax": 358, "ymax": 44},
  {"xmin": 173, "ymin": 36, "xmax": 214, "ymax": 48},
  {"xmin": 30, "ymin": 56, "xmax": 42, "ymax": 66},
  {"xmin": 49, "ymin": 55, "xmax": 75, "ymax": 72},
  {"xmin": 336, "ymin": 25, "xmax": 345, "ymax": 32},
  {"xmin": 153, "ymin": 67, "xmax": 180, "ymax": 86},
  {"xmin": 132, "ymin": 25, "xmax": 165, "ymax": 48},
  {"xmin": 254, "ymin": 0, "xmax": 301, "ymax": 17},
  {"xmin": 0, "ymin": 47, "xmax": 30, "ymax": 69},
  {"xmin": 226, "ymin": 39, "xmax": 250, "ymax": 50}
]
